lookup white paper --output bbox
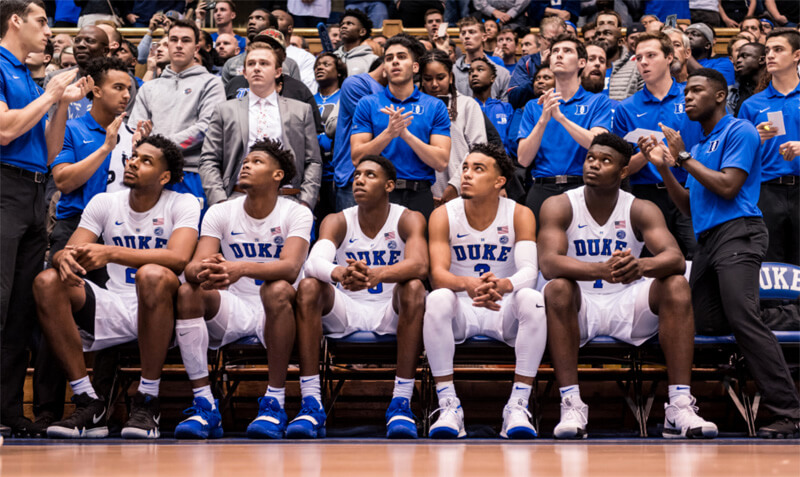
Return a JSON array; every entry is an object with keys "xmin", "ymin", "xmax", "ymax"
[
  {"xmin": 767, "ymin": 111, "xmax": 786, "ymax": 136},
  {"xmin": 623, "ymin": 128, "xmax": 665, "ymax": 144}
]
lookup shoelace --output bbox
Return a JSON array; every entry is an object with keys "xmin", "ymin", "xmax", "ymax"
[
  {"xmin": 507, "ymin": 402, "xmax": 532, "ymax": 419},
  {"xmin": 561, "ymin": 404, "xmax": 587, "ymax": 424},
  {"xmin": 428, "ymin": 403, "xmax": 459, "ymax": 421}
]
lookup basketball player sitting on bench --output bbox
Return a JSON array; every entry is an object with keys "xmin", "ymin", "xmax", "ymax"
[{"xmin": 538, "ymin": 132, "xmax": 717, "ymax": 439}]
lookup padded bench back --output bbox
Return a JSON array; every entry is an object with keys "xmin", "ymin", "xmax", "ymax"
[{"xmin": 760, "ymin": 262, "xmax": 800, "ymax": 300}]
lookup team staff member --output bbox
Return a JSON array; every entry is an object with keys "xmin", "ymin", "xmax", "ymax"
[
  {"xmin": 641, "ymin": 68, "xmax": 800, "ymax": 439},
  {"xmin": 0, "ymin": 0, "xmax": 92, "ymax": 436},
  {"xmin": 351, "ymin": 35, "xmax": 451, "ymax": 219},
  {"xmin": 517, "ymin": 34, "xmax": 613, "ymax": 221},
  {"xmin": 613, "ymin": 33, "xmax": 700, "ymax": 258},
  {"xmin": 738, "ymin": 29, "xmax": 800, "ymax": 266}
]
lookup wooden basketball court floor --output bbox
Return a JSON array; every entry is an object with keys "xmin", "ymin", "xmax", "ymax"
[{"xmin": 2, "ymin": 439, "xmax": 798, "ymax": 477}]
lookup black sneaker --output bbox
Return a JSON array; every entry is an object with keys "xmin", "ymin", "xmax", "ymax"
[
  {"xmin": 3, "ymin": 415, "xmax": 36, "ymax": 438},
  {"xmin": 121, "ymin": 392, "xmax": 161, "ymax": 439},
  {"xmin": 47, "ymin": 393, "xmax": 108, "ymax": 439},
  {"xmin": 0, "ymin": 423, "xmax": 10, "ymax": 437},
  {"xmin": 757, "ymin": 417, "xmax": 800, "ymax": 439},
  {"xmin": 28, "ymin": 412, "xmax": 56, "ymax": 438}
]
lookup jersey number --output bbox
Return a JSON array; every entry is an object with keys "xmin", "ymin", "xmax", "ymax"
[
  {"xmin": 125, "ymin": 267, "xmax": 136, "ymax": 284},
  {"xmin": 367, "ymin": 283, "xmax": 383, "ymax": 294},
  {"xmin": 474, "ymin": 264, "xmax": 490, "ymax": 276},
  {"xmin": 593, "ymin": 279, "xmax": 603, "ymax": 289}
]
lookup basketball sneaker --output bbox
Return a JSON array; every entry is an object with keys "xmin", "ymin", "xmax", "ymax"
[
  {"xmin": 385, "ymin": 397, "xmax": 418, "ymax": 439},
  {"xmin": 121, "ymin": 392, "xmax": 161, "ymax": 439},
  {"xmin": 247, "ymin": 396, "xmax": 288, "ymax": 439},
  {"xmin": 553, "ymin": 396, "xmax": 588, "ymax": 439},
  {"xmin": 663, "ymin": 395, "xmax": 718, "ymax": 439},
  {"xmin": 757, "ymin": 417, "xmax": 800, "ymax": 439},
  {"xmin": 500, "ymin": 398, "xmax": 537, "ymax": 439},
  {"xmin": 47, "ymin": 393, "xmax": 108, "ymax": 439},
  {"xmin": 429, "ymin": 397, "xmax": 466, "ymax": 439},
  {"xmin": 175, "ymin": 397, "xmax": 223, "ymax": 439},
  {"xmin": 286, "ymin": 396, "xmax": 327, "ymax": 439}
]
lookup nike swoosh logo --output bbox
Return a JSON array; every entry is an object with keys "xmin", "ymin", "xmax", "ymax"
[
  {"xmin": 636, "ymin": 112, "xmax": 647, "ymax": 117},
  {"xmin": 666, "ymin": 418, "xmax": 676, "ymax": 428},
  {"xmin": 561, "ymin": 386, "xmax": 576, "ymax": 394},
  {"xmin": 93, "ymin": 409, "xmax": 105, "ymax": 424},
  {"xmin": 231, "ymin": 231, "xmax": 244, "ymax": 235},
  {"xmin": 115, "ymin": 221, "xmax": 124, "ymax": 225},
  {"xmin": 83, "ymin": 140, "xmax": 94, "ymax": 144},
  {"xmin": 348, "ymin": 238, "xmax": 358, "ymax": 243},
  {"xmin": 438, "ymin": 386, "xmax": 449, "ymax": 392},
  {"xmin": 535, "ymin": 304, "xmax": 544, "ymax": 308},
  {"xmin": 456, "ymin": 233, "xmax": 469, "ymax": 238},
  {"xmin": 153, "ymin": 414, "xmax": 161, "ymax": 426},
  {"xmin": 578, "ymin": 224, "xmax": 588, "ymax": 228},
  {"xmin": 178, "ymin": 331, "xmax": 190, "ymax": 337},
  {"xmin": 514, "ymin": 386, "xmax": 527, "ymax": 390},
  {"xmin": 300, "ymin": 378, "xmax": 315, "ymax": 383},
  {"xmin": 759, "ymin": 107, "xmax": 770, "ymax": 113},
  {"xmin": 676, "ymin": 386, "xmax": 690, "ymax": 390}
]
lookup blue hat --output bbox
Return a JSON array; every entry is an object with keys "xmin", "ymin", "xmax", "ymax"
[{"xmin": 565, "ymin": 20, "xmax": 577, "ymax": 30}]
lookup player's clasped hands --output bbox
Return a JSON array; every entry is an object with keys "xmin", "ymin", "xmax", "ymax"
[
  {"xmin": 470, "ymin": 272, "xmax": 512, "ymax": 311},
  {"xmin": 198, "ymin": 253, "xmax": 242, "ymax": 289},
  {"xmin": 380, "ymin": 104, "xmax": 413, "ymax": 139},
  {"xmin": 72, "ymin": 243, "xmax": 112, "ymax": 271},
  {"xmin": 339, "ymin": 258, "xmax": 381, "ymax": 291},
  {"xmin": 57, "ymin": 246, "xmax": 88, "ymax": 287},
  {"xmin": 537, "ymin": 88, "xmax": 564, "ymax": 124},
  {"xmin": 601, "ymin": 249, "xmax": 643, "ymax": 285}
]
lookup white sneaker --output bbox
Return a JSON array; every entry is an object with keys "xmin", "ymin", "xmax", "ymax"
[
  {"xmin": 663, "ymin": 395, "xmax": 718, "ymax": 439},
  {"xmin": 500, "ymin": 398, "xmax": 537, "ymax": 439},
  {"xmin": 429, "ymin": 397, "xmax": 466, "ymax": 439},
  {"xmin": 553, "ymin": 396, "xmax": 588, "ymax": 439}
]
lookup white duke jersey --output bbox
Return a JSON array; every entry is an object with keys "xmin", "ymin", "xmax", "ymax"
[
  {"xmin": 78, "ymin": 189, "xmax": 201, "ymax": 296},
  {"xmin": 202, "ymin": 196, "xmax": 313, "ymax": 296},
  {"xmin": 335, "ymin": 203, "xmax": 406, "ymax": 302},
  {"xmin": 105, "ymin": 124, "xmax": 135, "ymax": 193},
  {"xmin": 446, "ymin": 197, "xmax": 517, "ymax": 284},
  {"xmin": 565, "ymin": 186, "xmax": 644, "ymax": 295}
]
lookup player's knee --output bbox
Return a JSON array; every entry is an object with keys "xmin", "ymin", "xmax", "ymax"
[
  {"xmin": 135, "ymin": 264, "xmax": 176, "ymax": 297},
  {"xmin": 261, "ymin": 280, "xmax": 295, "ymax": 310},
  {"xmin": 176, "ymin": 282, "xmax": 203, "ymax": 316},
  {"xmin": 544, "ymin": 278, "xmax": 578, "ymax": 310},
  {"xmin": 33, "ymin": 269, "xmax": 62, "ymax": 299},
  {"xmin": 296, "ymin": 278, "xmax": 324, "ymax": 309},
  {"xmin": 399, "ymin": 279, "xmax": 426, "ymax": 310},
  {"xmin": 658, "ymin": 274, "xmax": 692, "ymax": 310},
  {"xmin": 514, "ymin": 288, "xmax": 546, "ymax": 323},
  {"xmin": 424, "ymin": 288, "xmax": 456, "ymax": 326}
]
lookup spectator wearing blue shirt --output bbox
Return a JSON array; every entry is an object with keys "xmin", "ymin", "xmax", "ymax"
[
  {"xmin": 453, "ymin": 17, "xmax": 510, "ymax": 102},
  {"xmin": 507, "ymin": 16, "xmax": 565, "ymax": 109},
  {"xmin": 351, "ymin": 35, "xmax": 451, "ymax": 218},
  {"xmin": 517, "ymin": 34, "xmax": 613, "ymax": 220},
  {"xmin": 470, "ymin": 57, "xmax": 516, "ymax": 157},
  {"xmin": 613, "ymin": 33, "xmax": 700, "ymax": 258},
  {"xmin": 685, "ymin": 23, "xmax": 736, "ymax": 86},
  {"xmin": 641, "ymin": 68, "xmax": 800, "ymax": 440},
  {"xmin": 495, "ymin": 27, "xmax": 519, "ymax": 74},
  {"xmin": 738, "ymin": 29, "xmax": 800, "ymax": 266},
  {"xmin": 0, "ymin": 0, "xmax": 92, "ymax": 436},
  {"xmin": 644, "ymin": 0, "xmax": 691, "ymax": 23}
]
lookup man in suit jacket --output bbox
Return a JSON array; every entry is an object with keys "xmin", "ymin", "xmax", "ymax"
[{"xmin": 199, "ymin": 40, "xmax": 322, "ymax": 209}]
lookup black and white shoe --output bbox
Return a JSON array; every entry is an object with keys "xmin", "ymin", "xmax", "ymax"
[
  {"xmin": 47, "ymin": 393, "xmax": 108, "ymax": 439},
  {"xmin": 121, "ymin": 392, "xmax": 161, "ymax": 439},
  {"xmin": 757, "ymin": 417, "xmax": 800, "ymax": 439}
]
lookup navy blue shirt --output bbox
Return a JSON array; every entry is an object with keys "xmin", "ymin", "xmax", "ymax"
[
  {"xmin": 0, "ymin": 46, "xmax": 48, "ymax": 173},
  {"xmin": 476, "ymin": 97, "xmax": 516, "ymax": 157},
  {"xmin": 332, "ymin": 73, "xmax": 384, "ymax": 187},
  {"xmin": 507, "ymin": 53, "xmax": 542, "ymax": 110},
  {"xmin": 314, "ymin": 89, "xmax": 341, "ymax": 182},
  {"xmin": 351, "ymin": 86, "xmax": 451, "ymax": 183},
  {"xmin": 613, "ymin": 79, "xmax": 702, "ymax": 184},
  {"xmin": 687, "ymin": 115, "xmax": 762, "ymax": 236},
  {"xmin": 645, "ymin": 0, "xmax": 690, "ymax": 20},
  {"xmin": 52, "ymin": 113, "xmax": 114, "ymax": 219},
  {"xmin": 517, "ymin": 86, "xmax": 613, "ymax": 178},
  {"xmin": 737, "ymin": 81, "xmax": 800, "ymax": 181},
  {"xmin": 698, "ymin": 57, "xmax": 736, "ymax": 87}
]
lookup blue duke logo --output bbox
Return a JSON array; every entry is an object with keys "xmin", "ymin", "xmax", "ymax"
[
  {"xmin": 675, "ymin": 103, "xmax": 685, "ymax": 114},
  {"xmin": 112, "ymin": 235, "xmax": 168, "ymax": 249},
  {"xmin": 344, "ymin": 250, "xmax": 401, "ymax": 266},
  {"xmin": 573, "ymin": 238, "xmax": 628, "ymax": 256},
  {"xmin": 575, "ymin": 105, "xmax": 588, "ymax": 115},
  {"xmin": 453, "ymin": 244, "xmax": 512, "ymax": 262},
  {"xmin": 707, "ymin": 140, "xmax": 720, "ymax": 153}
]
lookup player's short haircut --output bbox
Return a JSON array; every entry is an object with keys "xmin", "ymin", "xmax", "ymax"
[
  {"xmin": 469, "ymin": 56, "xmax": 497, "ymax": 76},
  {"xmin": 136, "ymin": 134, "xmax": 185, "ymax": 185},
  {"xmin": 249, "ymin": 138, "xmax": 297, "ymax": 186},
  {"xmin": 84, "ymin": 57, "xmax": 130, "ymax": 100},
  {"xmin": 689, "ymin": 67, "xmax": 728, "ymax": 94},
  {"xmin": 590, "ymin": 132, "xmax": 633, "ymax": 167},
  {"xmin": 343, "ymin": 8, "xmax": 372, "ymax": 40},
  {"xmin": 634, "ymin": 32, "xmax": 673, "ymax": 58},
  {"xmin": 384, "ymin": 33, "xmax": 425, "ymax": 62},
  {"xmin": 457, "ymin": 16, "xmax": 484, "ymax": 33},
  {"xmin": 0, "ymin": 0, "xmax": 45, "ymax": 38},
  {"xmin": 469, "ymin": 143, "xmax": 514, "ymax": 183},
  {"xmin": 766, "ymin": 28, "xmax": 800, "ymax": 52},
  {"xmin": 168, "ymin": 18, "xmax": 201, "ymax": 43},
  {"xmin": 357, "ymin": 155, "xmax": 397, "ymax": 182},
  {"xmin": 551, "ymin": 33, "xmax": 587, "ymax": 61}
]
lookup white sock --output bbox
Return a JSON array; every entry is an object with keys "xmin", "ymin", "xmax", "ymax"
[
  {"xmin": 299, "ymin": 375, "xmax": 322, "ymax": 406},
  {"xmin": 436, "ymin": 381, "xmax": 457, "ymax": 406},
  {"xmin": 138, "ymin": 377, "xmax": 160, "ymax": 397},
  {"xmin": 70, "ymin": 376, "xmax": 98, "ymax": 399},
  {"xmin": 668, "ymin": 385, "xmax": 691, "ymax": 404},
  {"xmin": 176, "ymin": 317, "xmax": 210, "ymax": 381},
  {"xmin": 392, "ymin": 376, "xmax": 415, "ymax": 401},
  {"xmin": 559, "ymin": 385, "xmax": 581, "ymax": 403},
  {"xmin": 509, "ymin": 382, "xmax": 532, "ymax": 406},
  {"xmin": 264, "ymin": 386, "xmax": 286, "ymax": 407},
  {"xmin": 192, "ymin": 385, "xmax": 215, "ymax": 409}
]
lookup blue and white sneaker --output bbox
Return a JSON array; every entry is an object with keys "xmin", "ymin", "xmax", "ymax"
[
  {"xmin": 174, "ymin": 397, "xmax": 223, "ymax": 439},
  {"xmin": 286, "ymin": 396, "xmax": 326, "ymax": 439},
  {"xmin": 247, "ymin": 396, "xmax": 288, "ymax": 439},
  {"xmin": 500, "ymin": 398, "xmax": 537, "ymax": 439},
  {"xmin": 385, "ymin": 397, "xmax": 418, "ymax": 439},
  {"xmin": 429, "ymin": 397, "xmax": 466, "ymax": 439}
]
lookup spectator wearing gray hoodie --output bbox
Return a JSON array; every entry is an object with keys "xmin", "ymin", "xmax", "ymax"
[
  {"xmin": 334, "ymin": 9, "xmax": 378, "ymax": 76},
  {"xmin": 128, "ymin": 19, "xmax": 226, "ymax": 208}
]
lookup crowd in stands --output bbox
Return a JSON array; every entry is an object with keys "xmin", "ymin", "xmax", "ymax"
[{"xmin": 1, "ymin": 0, "xmax": 798, "ymax": 442}]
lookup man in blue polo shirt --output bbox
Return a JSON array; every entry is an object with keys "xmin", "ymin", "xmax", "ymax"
[
  {"xmin": 351, "ymin": 35, "xmax": 451, "ymax": 219},
  {"xmin": 0, "ymin": 0, "xmax": 92, "ymax": 436},
  {"xmin": 685, "ymin": 23, "xmax": 736, "ymax": 86},
  {"xmin": 517, "ymin": 34, "xmax": 613, "ymax": 220},
  {"xmin": 640, "ymin": 68, "xmax": 800, "ymax": 439},
  {"xmin": 613, "ymin": 32, "xmax": 700, "ymax": 258},
  {"xmin": 470, "ymin": 57, "xmax": 516, "ymax": 157},
  {"xmin": 738, "ymin": 29, "xmax": 800, "ymax": 266},
  {"xmin": 331, "ymin": 61, "xmax": 386, "ymax": 211}
]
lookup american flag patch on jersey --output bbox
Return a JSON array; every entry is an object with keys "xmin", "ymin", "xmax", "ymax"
[
  {"xmin": 153, "ymin": 218, "xmax": 164, "ymax": 225},
  {"xmin": 384, "ymin": 231, "xmax": 395, "ymax": 240},
  {"xmin": 497, "ymin": 226, "xmax": 509, "ymax": 234},
  {"xmin": 271, "ymin": 226, "xmax": 282, "ymax": 235},
  {"xmin": 615, "ymin": 220, "xmax": 626, "ymax": 229}
]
